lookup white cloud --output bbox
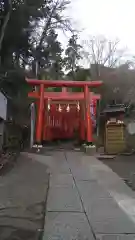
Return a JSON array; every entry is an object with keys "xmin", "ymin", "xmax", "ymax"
[{"xmin": 59, "ymin": 0, "xmax": 135, "ymax": 55}]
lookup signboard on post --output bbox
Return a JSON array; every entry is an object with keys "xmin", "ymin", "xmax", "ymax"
[
  {"xmin": 0, "ymin": 92, "xmax": 7, "ymax": 120},
  {"xmin": 127, "ymin": 122, "xmax": 135, "ymax": 135},
  {"xmin": 90, "ymin": 100, "xmax": 96, "ymax": 127}
]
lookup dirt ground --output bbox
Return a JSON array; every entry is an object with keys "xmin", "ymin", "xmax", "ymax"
[
  {"xmin": 101, "ymin": 154, "xmax": 135, "ymax": 189},
  {"xmin": 0, "ymin": 153, "xmax": 49, "ymax": 240}
]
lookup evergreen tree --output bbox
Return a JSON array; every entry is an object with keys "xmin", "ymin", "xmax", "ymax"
[
  {"xmin": 38, "ymin": 29, "xmax": 64, "ymax": 80},
  {"xmin": 64, "ymin": 34, "xmax": 82, "ymax": 79},
  {"xmin": 0, "ymin": 0, "xmax": 73, "ymax": 96}
]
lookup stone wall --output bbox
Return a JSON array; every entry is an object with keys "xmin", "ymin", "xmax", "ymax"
[{"xmin": 124, "ymin": 114, "xmax": 135, "ymax": 151}]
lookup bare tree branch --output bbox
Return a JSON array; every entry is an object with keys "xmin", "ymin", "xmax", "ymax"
[
  {"xmin": 35, "ymin": 0, "xmax": 72, "ymax": 53},
  {"xmin": 82, "ymin": 35, "xmax": 128, "ymax": 76},
  {"xmin": 102, "ymin": 39, "xmax": 119, "ymax": 66}
]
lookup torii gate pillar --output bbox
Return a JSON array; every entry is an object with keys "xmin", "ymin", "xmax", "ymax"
[
  {"xmin": 84, "ymin": 85, "xmax": 92, "ymax": 143},
  {"xmin": 36, "ymin": 84, "xmax": 44, "ymax": 143}
]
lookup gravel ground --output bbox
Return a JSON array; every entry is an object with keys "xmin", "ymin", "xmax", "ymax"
[
  {"xmin": 0, "ymin": 152, "xmax": 19, "ymax": 175},
  {"xmin": 100, "ymin": 154, "xmax": 135, "ymax": 189},
  {"xmin": 0, "ymin": 153, "xmax": 49, "ymax": 240}
]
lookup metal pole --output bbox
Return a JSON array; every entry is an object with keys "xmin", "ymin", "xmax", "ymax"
[
  {"xmin": 96, "ymin": 99, "xmax": 100, "ymax": 138},
  {"xmin": 30, "ymin": 103, "xmax": 35, "ymax": 148}
]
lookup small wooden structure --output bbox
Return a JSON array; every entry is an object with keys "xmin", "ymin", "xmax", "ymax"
[
  {"xmin": 105, "ymin": 121, "xmax": 126, "ymax": 154},
  {"xmin": 103, "ymin": 104, "xmax": 126, "ymax": 154}
]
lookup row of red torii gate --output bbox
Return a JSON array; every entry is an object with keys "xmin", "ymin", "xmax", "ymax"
[{"xmin": 26, "ymin": 78, "xmax": 103, "ymax": 145}]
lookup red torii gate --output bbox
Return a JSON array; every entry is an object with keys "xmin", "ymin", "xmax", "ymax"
[
  {"xmin": 28, "ymin": 91, "xmax": 100, "ymax": 101},
  {"xmin": 26, "ymin": 79, "xmax": 102, "ymax": 144}
]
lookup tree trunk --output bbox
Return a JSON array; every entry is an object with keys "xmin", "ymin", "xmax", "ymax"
[{"xmin": 0, "ymin": 0, "xmax": 12, "ymax": 53}]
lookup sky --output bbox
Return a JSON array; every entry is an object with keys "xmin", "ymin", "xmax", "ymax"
[{"xmin": 60, "ymin": 0, "xmax": 135, "ymax": 55}]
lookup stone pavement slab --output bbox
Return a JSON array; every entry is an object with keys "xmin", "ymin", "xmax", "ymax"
[
  {"xmin": 50, "ymin": 173, "xmax": 74, "ymax": 187},
  {"xmin": 77, "ymin": 181, "xmax": 112, "ymax": 200},
  {"xmin": 66, "ymin": 151, "xmax": 97, "ymax": 181},
  {"xmin": 91, "ymin": 217, "xmax": 135, "ymax": 234},
  {"xmin": 77, "ymin": 181, "xmax": 135, "ymax": 234},
  {"xmin": 32, "ymin": 150, "xmax": 135, "ymax": 238},
  {"xmin": 72, "ymin": 166, "xmax": 96, "ymax": 181},
  {"xmin": 27, "ymin": 151, "xmax": 70, "ymax": 174},
  {"xmin": 96, "ymin": 234, "xmax": 135, "ymax": 240},
  {"xmin": 65, "ymin": 152, "xmax": 135, "ymax": 234},
  {"xmin": 43, "ymin": 212, "xmax": 95, "ymax": 240},
  {"xmin": 77, "ymin": 181, "xmax": 128, "ymax": 217},
  {"xmin": 78, "ymin": 155, "xmax": 135, "ymax": 224},
  {"xmin": 47, "ymin": 185, "xmax": 83, "ymax": 212}
]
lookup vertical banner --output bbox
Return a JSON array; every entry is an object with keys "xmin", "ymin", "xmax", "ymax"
[
  {"xmin": 90, "ymin": 100, "xmax": 96, "ymax": 127},
  {"xmin": 30, "ymin": 103, "xmax": 35, "ymax": 148}
]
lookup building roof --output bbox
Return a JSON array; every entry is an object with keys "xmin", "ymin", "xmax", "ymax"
[{"xmin": 103, "ymin": 104, "xmax": 125, "ymax": 114}]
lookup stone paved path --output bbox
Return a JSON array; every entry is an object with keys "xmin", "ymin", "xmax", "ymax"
[{"xmin": 28, "ymin": 150, "xmax": 135, "ymax": 240}]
